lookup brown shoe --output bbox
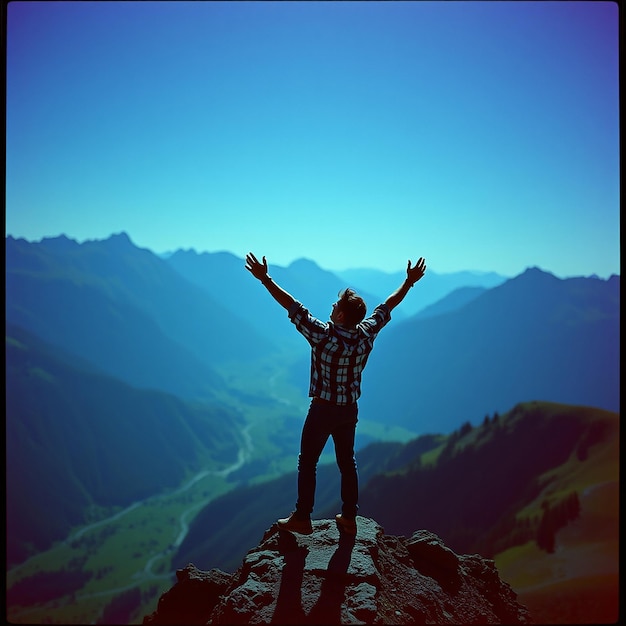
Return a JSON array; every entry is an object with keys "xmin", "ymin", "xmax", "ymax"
[
  {"xmin": 335, "ymin": 514, "xmax": 357, "ymax": 535},
  {"xmin": 277, "ymin": 512, "xmax": 313, "ymax": 535}
]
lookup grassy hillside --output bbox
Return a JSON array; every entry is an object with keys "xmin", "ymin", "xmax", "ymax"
[
  {"xmin": 492, "ymin": 406, "xmax": 619, "ymax": 624},
  {"xmin": 360, "ymin": 400, "xmax": 619, "ymax": 624}
]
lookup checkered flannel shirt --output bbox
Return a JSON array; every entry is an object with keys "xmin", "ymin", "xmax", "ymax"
[{"xmin": 287, "ymin": 300, "xmax": 392, "ymax": 405}]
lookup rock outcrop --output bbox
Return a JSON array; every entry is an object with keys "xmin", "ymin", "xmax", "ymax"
[{"xmin": 144, "ymin": 517, "xmax": 530, "ymax": 624}]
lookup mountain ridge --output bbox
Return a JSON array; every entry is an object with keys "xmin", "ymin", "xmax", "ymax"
[
  {"xmin": 336, "ymin": 265, "xmax": 509, "ymax": 316},
  {"xmin": 6, "ymin": 234, "xmax": 274, "ymax": 400},
  {"xmin": 357, "ymin": 265, "xmax": 619, "ymax": 432},
  {"xmin": 6, "ymin": 321, "xmax": 244, "ymax": 567}
]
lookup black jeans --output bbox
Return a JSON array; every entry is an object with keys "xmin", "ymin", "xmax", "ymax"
[{"xmin": 295, "ymin": 399, "xmax": 359, "ymax": 520}]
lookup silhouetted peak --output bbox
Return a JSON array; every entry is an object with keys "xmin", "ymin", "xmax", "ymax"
[
  {"xmin": 168, "ymin": 247, "xmax": 199, "ymax": 259},
  {"xmin": 39, "ymin": 234, "xmax": 80, "ymax": 251},
  {"xmin": 287, "ymin": 257, "xmax": 320, "ymax": 271},
  {"xmin": 105, "ymin": 232, "xmax": 135, "ymax": 248},
  {"xmin": 143, "ymin": 518, "xmax": 530, "ymax": 624},
  {"xmin": 286, "ymin": 258, "xmax": 346, "ymax": 284},
  {"xmin": 519, "ymin": 266, "xmax": 557, "ymax": 279},
  {"xmin": 501, "ymin": 266, "xmax": 560, "ymax": 291}
]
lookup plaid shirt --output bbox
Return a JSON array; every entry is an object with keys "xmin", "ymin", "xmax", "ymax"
[{"xmin": 287, "ymin": 301, "xmax": 392, "ymax": 405}]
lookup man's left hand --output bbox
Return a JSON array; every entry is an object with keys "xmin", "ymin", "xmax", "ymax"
[{"xmin": 245, "ymin": 252, "xmax": 269, "ymax": 281}]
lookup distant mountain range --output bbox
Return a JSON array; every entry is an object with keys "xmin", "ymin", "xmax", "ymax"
[
  {"xmin": 166, "ymin": 251, "xmax": 386, "ymax": 351},
  {"xmin": 5, "ymin": 232, "xmax": 620, "ymax": 569},
  {"xmin": 6, "ymin": 233, "xmax": 272, "ymax": 401},
  {"xmin": 335, "ymin": 266, "xmax": 507, "ymax": 317},
  {"xmin": 7, "ymin": 232, "xmax": 619, "ymax": 437},
  {"xmin": 279, "ymin": 264, "xmax": 619, "ymax": 434},
  {"xmin": 167, "ymin": 251, "xmax": 508, "ymax": 323},
  {"xmin": 357, "ymin": 266, "xmax": 619, "ymax": 432},
  {"xmin": 165, "ymin": 241, "xmax": 619, "ymax": 435}
]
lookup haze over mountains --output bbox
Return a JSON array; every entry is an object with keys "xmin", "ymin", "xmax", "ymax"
[
  {"xmin": 5, "ymin": 232, "xmax": 619, "ymax": 566},
  {"xmin": 6, "ymin": 233, "xmax": 271, "ymax": 401},
  {"xmin": 8, "ymin": 233, "xmax": 618, "ymax": 418},
  {"xmin": 359, "ymin": 266, "xmax": 620, "ymax": 431},
  {"xmin": 335, "ymin": 266, "xmax": 507, "ymax": 317},
  {"xmin": 6, "ymin": 233, "xmax": 620, "ymax": 552},
  {"xmin": 7, "ymin": 231, "xmax": 619, "ymax": 430},
  {"xmin": 6, "ymin": 322, "xmax": 243, "ymax": 566}
]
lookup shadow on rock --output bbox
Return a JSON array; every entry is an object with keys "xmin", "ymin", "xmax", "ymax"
[
  {"xmin": 272, "ymin": 530, "xmax": 356, "ymax": 625},
  {"xmin": 143, "ymin": 518, "xmax": 531, "ymax": 625}
]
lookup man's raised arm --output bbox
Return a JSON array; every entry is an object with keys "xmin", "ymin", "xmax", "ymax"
[
  {"xmin": 245, "ymin": 252, "xmax": 296, "ymax": 311},
  {"xmin": 385, "ymin": 257, "xmax": 427, "ymax": 311}
]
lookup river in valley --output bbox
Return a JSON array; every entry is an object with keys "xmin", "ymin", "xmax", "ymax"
[{"xmin": 8, "ymin": 422, "xmax": 255, "ymax": 622}]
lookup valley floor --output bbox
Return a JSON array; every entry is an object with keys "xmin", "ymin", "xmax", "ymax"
[{"xmin": 6, "ymin": 424, "xmax": 256, "ymax": 625}]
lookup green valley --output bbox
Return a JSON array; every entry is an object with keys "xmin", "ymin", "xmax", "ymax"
[{"xmin": 6, "ymin": 415, "xmax": 262, "ymax": 625}]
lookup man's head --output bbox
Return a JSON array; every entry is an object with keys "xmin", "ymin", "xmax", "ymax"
[{"xmin": 331, "ymin": 288, "xmax": 367, "ymax": 328}]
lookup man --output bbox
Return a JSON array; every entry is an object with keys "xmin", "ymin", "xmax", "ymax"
[{"xmin": 245, "ymin": 252, "xmax": 426, "ymax": 536}]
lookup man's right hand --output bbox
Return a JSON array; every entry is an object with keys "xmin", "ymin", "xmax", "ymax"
[
  {"xmin": 245, "ymin": 252, "xmax": 296, "ymax": 311},
  {"xmin": 245, "ymin": 252, "xmax": 269, "ymax": 282}
]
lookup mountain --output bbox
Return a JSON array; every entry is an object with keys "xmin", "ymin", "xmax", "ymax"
[
  {"xmin": 172, "ymin": 400, "xmax": 618, "ymax": 624},
  {"xmin": 358, "ymin": 267, "xmax": 619, "ymax": 433},
  {"xmin": 271, "ymin": 258, "xmax": 391, "ymax": 322},
  {"xmin": 145, "ymin": 521, "xmax": 530, "ymax": 625},
  {"xmin": 165, "ymin": 250, "xmax": 393, "ymax": 352},
  {"xmin": 359, "ymin": 401, "xmax": 617, "ymax": 552},
  {"xmin": 166, "ymin": 249, "xmax": 302, "ymax": 352},
  {"xmin": 6, "ymin": 234, "xmax": 617, "ymax": 623},
  {"xmin": 412, "ymin": 285, "xmax": 487, "ymax": 319},
  {"xmin": 358, "ymin": 400, "xmax": 619, "ymax": 625},
  {"xmin": 6, "ymin": 233, "xmax": 273, "ymax": 401},
  {"xmin": 6, "ymin": 322, "xmax": 244, "ymax": 566},
  {"xmin": 336, "ymin": 267, "xmax": 508, "ymax": 316}
]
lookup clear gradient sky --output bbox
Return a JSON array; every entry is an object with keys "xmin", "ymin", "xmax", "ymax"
[{"xmin": 5, "ymin": 1, "xmax": 620, "ymax": 277}]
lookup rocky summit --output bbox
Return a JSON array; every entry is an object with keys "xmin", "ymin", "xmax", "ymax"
[{"xmin": 143, "ymin": 517, "xmax": 530, "ymax": 625}]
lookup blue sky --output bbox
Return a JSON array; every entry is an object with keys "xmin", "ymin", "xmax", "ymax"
[{"xmin": 5, "ymin": 1, "xmax": 620, "ymax": 277}]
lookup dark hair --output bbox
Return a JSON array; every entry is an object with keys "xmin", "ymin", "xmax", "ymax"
[{"xmin": 337, "ymin": 288, "xmax": 367, "ymax": 327}]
